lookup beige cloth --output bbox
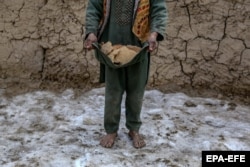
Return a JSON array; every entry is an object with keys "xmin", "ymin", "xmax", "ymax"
[{"xmin": 101, "ymin": 42, "xmax": 141, "ymax": 65}]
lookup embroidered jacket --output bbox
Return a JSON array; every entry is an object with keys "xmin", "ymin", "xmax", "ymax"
[{"xmin": 85, "ymin": 0, "xmax": 167, "ymax": 42}]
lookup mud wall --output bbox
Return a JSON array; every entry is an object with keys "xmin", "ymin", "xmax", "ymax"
[{"xmin": 0, "ymin": 0, "xmax": 249, "ymax": 99}]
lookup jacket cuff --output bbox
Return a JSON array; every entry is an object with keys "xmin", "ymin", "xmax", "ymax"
[
  {"xmin": 156, "ymin": 33, "xmax": 164, "ymax": 41},
  {"xmin": 84, "ymin": 30, "xmax": 98, "ymax": 40}
]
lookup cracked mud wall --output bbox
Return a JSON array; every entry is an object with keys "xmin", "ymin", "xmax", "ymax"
[
  {"xmin": 152, "ymin": 0, "xmax": 250, "ymax": 99},
  {"xmin": 0, "ymin": 0, "xmax": 249, "ymax": 100},
  {"xmin": 0, "ymin": 0, "xmax": 95, "ymax": 92}
]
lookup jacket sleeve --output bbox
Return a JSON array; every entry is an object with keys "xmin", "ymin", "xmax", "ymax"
[
  {"xmin": 85, "ymin": 0, "xmax": 103, "ymax": 39},
  {"xmin": 150, "ymin": 0, "xmax": 168, "ymax": 41}
]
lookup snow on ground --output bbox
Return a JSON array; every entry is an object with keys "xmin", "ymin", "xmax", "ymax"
[{"xmin": 0, "ymin": 87, "xmax": 249, "ymax": 167}]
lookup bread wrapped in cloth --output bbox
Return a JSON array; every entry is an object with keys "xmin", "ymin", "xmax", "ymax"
[{"xmin": 101, "ymin": 42, "xmax": 141, "ymax": 65}]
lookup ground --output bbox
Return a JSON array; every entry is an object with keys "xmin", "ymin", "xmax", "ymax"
[{"xmin": 0, "ymin": 87, "xmax": 249, "ymax": 167}]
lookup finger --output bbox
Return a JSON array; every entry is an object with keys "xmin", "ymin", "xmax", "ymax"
[
  {"xmin": 84, "ymin": 40, "xmax": 92, "ymax": 49},
  {"xmin": 149, "ymin": 42, "xmax": 156, "ymax": 52}
]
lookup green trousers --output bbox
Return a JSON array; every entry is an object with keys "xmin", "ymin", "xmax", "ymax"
[{"xmin": 104, "ymin": 55, "xmax": 149, "ymax": 133}]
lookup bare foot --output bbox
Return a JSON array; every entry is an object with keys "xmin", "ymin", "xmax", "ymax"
[
  {"xmin": 128, "ymin": 131, "xmax": 146, "ymax": 149},
  {"xmin": 100, "ymin": 133, "xmax": 117, "ymax": 148}
]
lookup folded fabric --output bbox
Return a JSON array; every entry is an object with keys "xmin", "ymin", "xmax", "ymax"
[
  {"xmin": 101, "ymin": 42, "xmax": 142, "ymax": 65},
  {"xmin": 92, "ymin": 42, "xmax": 149, "ymax": 69}
]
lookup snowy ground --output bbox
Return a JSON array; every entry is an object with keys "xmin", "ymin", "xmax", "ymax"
[{"xmin": 0, "ymin": 87, "xmax": 249, "ymax": 167}]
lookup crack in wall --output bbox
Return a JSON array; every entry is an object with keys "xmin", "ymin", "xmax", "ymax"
[
  {"xmin": 182, "ymin": 3, "xmax": 193, "ymax": 32},
  {"xmin": 184, "ymin": 40, "xmax": 188, "ymax": 61},
  {"xmin": 40, "ymin": 47, "xmax": 46, "ymax": 80},
  {"xmin": 222, "ymin": 15, "xmax": 229, "ymax": 40},
  {"xmin": 229, "ymin": 36, "xmax": 246, "ymax": 66},
  {"xmin": 179, "ymin": 60, "xmax": 195, "ymax": 88}
]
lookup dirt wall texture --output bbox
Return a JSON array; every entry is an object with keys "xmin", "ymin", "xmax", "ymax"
[{"xmin": 0, "ymin": 0, "xmax": 249, "ymax": 101}]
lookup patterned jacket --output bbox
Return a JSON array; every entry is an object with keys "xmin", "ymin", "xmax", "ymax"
[{"xmin": 85, "ymin": 0, "xmax": 167, "ymax": 42}]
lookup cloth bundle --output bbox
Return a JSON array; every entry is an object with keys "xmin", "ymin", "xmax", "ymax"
[
  {"xmin": 92, "ymin": 41, "xmax": 149, "ymax": 69},
  {"xmin": 100, "ymin": 42, "xmax": 141, "ymax": 65}
]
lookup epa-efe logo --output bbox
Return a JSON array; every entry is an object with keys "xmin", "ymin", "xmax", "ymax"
[
  {"xmin": 202, "ymin": 151, "xmax": 250, "ymax": 167},
  {"xmin": 206, "ymin": 154, "xmax": 245, "ymax": 163}
]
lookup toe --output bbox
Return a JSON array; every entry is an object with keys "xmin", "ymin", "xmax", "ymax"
[
  {"xmin": 100, "ymin": 133, "xmax": 117, "ymax": 148},
  {"xmin": 128, "ymin": 131, "xmax": 146, "ymax": 148}
]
